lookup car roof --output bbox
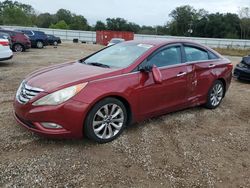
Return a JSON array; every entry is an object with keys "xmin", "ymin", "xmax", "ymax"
[
  {"xmin": 0, "ymin": 29, "xmax": 22, "ymax": 34},
  {"xmin": 127, "ymin": 39, "xmax": 224, "ymax": 58},
  {"xmin": 18, "ymin": 29, "xmax": 44, "ymax": 33},
  {"xmin": 126, "ymin": 39, "xmax": 211, "ymax": 49}
]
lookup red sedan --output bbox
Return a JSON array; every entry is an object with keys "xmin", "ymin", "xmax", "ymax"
[{"xmin": 14, "ymin": 40, "xmax": 233, "ymax": 143}]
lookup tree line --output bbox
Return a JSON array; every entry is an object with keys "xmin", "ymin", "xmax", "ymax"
[{"xmin": 0, "ymin": 0, "xmax": 250, "ymax": 39}]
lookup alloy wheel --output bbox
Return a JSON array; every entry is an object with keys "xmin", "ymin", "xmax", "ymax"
[
  {"xmin": 37, "ymin": 41, "xmax": 43, "ymax": 48},
  {"xmin": 14, "ymin": 44, "xmax": 23, "ymax": 52},
  {"xmin": 210, "ymin": 83, "xmax": 223, "ymax": 107},
  {"xmin": 92, "ymin": 103, "xmax": 124, "ymax": 139}
]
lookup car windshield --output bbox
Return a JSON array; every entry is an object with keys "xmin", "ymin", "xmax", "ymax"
[{"xmin": 83, "ymin": 42, "xmax": 153, "ymax": 68}]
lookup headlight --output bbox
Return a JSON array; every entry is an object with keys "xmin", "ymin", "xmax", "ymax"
[{"xmin": 33, "ymin": 83, "xmax": 88, "ymax": 106}]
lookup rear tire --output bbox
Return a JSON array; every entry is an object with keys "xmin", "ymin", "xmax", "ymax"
[
  {"xmin": 84, "ymin": 98, "xmax": 127, "ymax": 143},
  {"xmin": 205, "ymin": 80, "xmax": 225, "ymax": 109},
  {"xmin": 13, "ymin": 43, "xmax": 24, "ymax": 52}
]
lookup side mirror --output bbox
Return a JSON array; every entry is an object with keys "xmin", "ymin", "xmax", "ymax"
[{"xmin": 152, "ymin": 65, "xmax": 162, "ymax": 84}]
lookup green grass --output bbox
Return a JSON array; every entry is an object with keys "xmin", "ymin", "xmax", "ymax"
[{"xmin": 213, "ymin": 48, "xmax": 250, "ymax": 57}]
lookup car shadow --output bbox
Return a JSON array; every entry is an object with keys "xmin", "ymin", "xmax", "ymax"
[
  {"xmin": 29, "ymin": 106, "xmax": 206, "ymax": 148},
  {"xmin": 0, "ymin": 61, "xmax": 14, "ymax": 67},
  {"xmin": 234, "ymin": 78, "xmax": 250, "ymax": 84},
  {"xmin": 26, "ymin": 106, "xmax": 205, "ymax": 147},
  {"xmin": 33, "ymin": 135, "xmax": 98, "ymax": 147}
]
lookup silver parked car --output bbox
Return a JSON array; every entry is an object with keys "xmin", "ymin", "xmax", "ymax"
[{"xmin": 107, "ymin": 38, "xmax": 125, "ymax": 46}]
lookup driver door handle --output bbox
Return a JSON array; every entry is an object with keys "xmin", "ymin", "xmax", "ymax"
[
  {"xmin": 177, "ymin": 72, "xmax": 187, "ymax": 77},
  {"xmin": 208, "ymin": 64, "xmax": 216, "ymax": 68}
]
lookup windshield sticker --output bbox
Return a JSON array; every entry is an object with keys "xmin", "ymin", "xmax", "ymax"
[{"xmin": 137, "ymin": 44, "xmax": 153, "ymax": 49}]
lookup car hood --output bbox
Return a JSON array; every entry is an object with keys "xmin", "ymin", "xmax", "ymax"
[{"xmin": 25, "ymin": 61, "xmax": 120, "ymax": 92}]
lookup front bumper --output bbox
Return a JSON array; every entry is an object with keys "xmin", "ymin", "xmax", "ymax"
[
  {"xmin": 233, "ymin": 66, "xmax": 250, "ymax": 81},
  {"xmin": 13, "ymin": 99, "xmax": 90, "ymax": 139}
]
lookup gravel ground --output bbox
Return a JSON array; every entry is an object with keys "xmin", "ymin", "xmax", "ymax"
[{"xmin": 0, "ymin": 43, "xmax": 250, "ymax": 188}]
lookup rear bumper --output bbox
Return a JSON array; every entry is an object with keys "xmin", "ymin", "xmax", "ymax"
[
  {"xmin": 0, "ymin": 55, "xmax": 13, "ymax": 61},
  {"xmin": 0, "ymin": 49, "xmax": 13, "ymax": 61},
  {"xmin": 24, "ymin": 42, "xmax": 31, "ymax": 49},
  {"xmin": 233, "ymin": 66, "xmax": 250, "ymax": 81}
]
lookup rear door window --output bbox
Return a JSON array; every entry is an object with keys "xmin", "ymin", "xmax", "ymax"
[
  {"xmin": 184, "ymin": 46, "xmax": 209, "ymax": 62},
  {"xmin": 23, "ymin": 30, "xmax": 33, "ymax": 36}
]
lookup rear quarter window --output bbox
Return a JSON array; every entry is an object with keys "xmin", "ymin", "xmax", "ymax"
[
  {"xmin": 23, "ymin": 30, "xmax": 33, "ymax": 36},
  {"xmin": 208, "ymin": 51, "xmax": 220, "ymax": 60},
  {"xmin": 35, "ymin": 31, "xmax": 46, "ymax": 35}
]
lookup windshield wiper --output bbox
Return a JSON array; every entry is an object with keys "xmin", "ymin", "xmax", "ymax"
[{"xmin": 86, "ymin": 62, "xmax": 110, "ymax": 68}]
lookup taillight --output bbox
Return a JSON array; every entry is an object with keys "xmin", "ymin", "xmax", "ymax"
[
  {"xmin": 0, "ymin": 41, "xmax": 9, "ymax": 46},
  {"xmin": 24, "ymin": 34, "xmax": 29, "ymax": 39},
  {"xmin": 11, "ymin": 36, "xmax": 16, "ymax": 42},
  {"xmin": 227, "ymin": 63, "xmax": 234, "ymax": 70}
]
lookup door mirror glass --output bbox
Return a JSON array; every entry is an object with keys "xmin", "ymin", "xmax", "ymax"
[{"xmin": 152, "ymin": 65, "xmax": 162, "ymax": 84}]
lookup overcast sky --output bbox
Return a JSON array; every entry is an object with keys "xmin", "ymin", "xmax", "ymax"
[{"xmin": 19, "ymin": 0, "xmax": 250, "ymax": 26}]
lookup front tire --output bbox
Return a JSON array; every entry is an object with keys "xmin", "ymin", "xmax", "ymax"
[
  {"xmin": 205, "ymin": 80, "xmax": 225, "ymax": 109},
  {"xmin": 36, "ymin": 41, "xmax": 44, "ymax": 49},
  {"xmin": 84, "ymin": 98, "xmax": 127, "ymax": 143}
]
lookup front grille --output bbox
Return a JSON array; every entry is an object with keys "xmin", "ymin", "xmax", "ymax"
[{"xmin": 16, "ymin": 82, "xmax": 44, "ymax": 104}]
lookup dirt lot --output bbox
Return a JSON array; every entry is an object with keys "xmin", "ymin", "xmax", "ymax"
[{"xmin": 0, "ymin": 43, "xmax": 250, "ymax": 188}]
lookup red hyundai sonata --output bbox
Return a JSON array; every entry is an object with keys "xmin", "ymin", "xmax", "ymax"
[{"xmin": 14, "ymin": 40, "xmax": 233, "ymax": 143}]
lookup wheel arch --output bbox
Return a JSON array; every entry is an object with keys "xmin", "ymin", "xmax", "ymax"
[
  {"xmin": 110, "ymin": 95, "xmax": 133, "ymax": 125},
  {"xmin": 82, "ymin": 94, "xmax": 133, "ymax": 134},
  {"xmin": 217, "ymin": 78, "xmax": 226, "ymax": 97},
  {"xmin": 12, "ymin": 42, "xmax": 25, "ymax": 51}
]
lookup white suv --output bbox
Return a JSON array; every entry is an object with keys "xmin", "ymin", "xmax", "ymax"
[{"xmin": 0, "ymin": 38, "xmax": 13, "ymax": 61}]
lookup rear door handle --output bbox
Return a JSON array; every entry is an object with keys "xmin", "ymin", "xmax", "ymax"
[
  {"xmin": 177, "ymin": 72, "xmax": 187, "ymax": 77},
  {"xmin": 208, "ymin": 64, "xmax": 216, "ymax": 68}
]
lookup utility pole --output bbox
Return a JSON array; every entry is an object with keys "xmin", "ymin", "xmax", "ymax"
[{"xmin": 188, "ymin": 22, "xmax": 193, "ymax": 37}]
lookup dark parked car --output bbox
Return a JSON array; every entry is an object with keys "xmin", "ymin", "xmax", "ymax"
[
  {"xmin": 47, "ymin": 34, "xmax": 61, "ymax": 46},
  {"xmin": 234, "ymin": 55, "xmax": 250, "ymax": 81},
  {"xmin": 0, "ymin": 29, "xmax": 31, "ymax": 52},
  {"xmin": 14, "ymin": 40, "xmax": 233, "ymax": 143},
  {"xmin": 16, "ymin": 29, "xmax": 48, "ymax": 49}
]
